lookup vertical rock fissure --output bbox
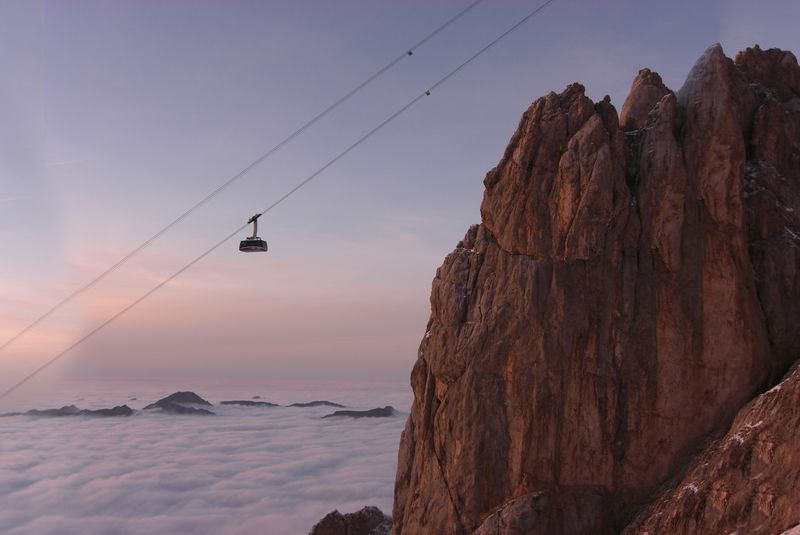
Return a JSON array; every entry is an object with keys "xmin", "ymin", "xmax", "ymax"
[
  {"xmin": 625, "ymin": 132, "xmax": 646, "ymax": 199},
  {"xmin": 431, "ymin": 392, "xmax": 469, "ymax": 535}
]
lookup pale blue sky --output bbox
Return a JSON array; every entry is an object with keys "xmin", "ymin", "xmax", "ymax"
[{"xmin": 1, "ymin": 0, "xmax": 798, "ymax": 391}]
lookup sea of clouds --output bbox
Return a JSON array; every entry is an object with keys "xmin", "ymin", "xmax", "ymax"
[{"xmin": 0, "ymin": 379, "xmax": 411, "ymax": 535}]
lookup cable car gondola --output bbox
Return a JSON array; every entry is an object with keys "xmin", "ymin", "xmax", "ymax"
[{"xmin": 239, "ymin": 213, "xmax": 268, "ymax": 253}]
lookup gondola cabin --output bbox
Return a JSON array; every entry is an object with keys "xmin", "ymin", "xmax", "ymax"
[
  {"xmin": 239, "ymin": 213, "xmax": 268, "ymax": 253},
  {"xmin": 240, "ymin": 237, "xmax": 268, "ymax": 252}
]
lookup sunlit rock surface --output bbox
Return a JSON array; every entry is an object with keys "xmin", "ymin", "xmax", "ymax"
[
  {"xmin": 624, "ymin": 364, "xmax": 800, "ymax": 535},
  {"xmin": 393, "ymin": 44, "xmax": 800, "ymax": 534}
]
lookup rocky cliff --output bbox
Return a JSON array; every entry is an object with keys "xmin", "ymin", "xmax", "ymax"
[
  {"xmin": 624, "ymin": 363, "xmax": 800, "ymax": 535},
  {"xmin": 393, "ymin": 44, "xmax": 800, "ymax": 534}
]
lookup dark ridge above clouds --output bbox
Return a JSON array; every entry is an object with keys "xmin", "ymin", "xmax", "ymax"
[
  {"xmin": 0, "ymin": 392, "xmax": 389, "ymax": 420},
  {"xmin": 221, "ymin": 400, "xmax": 280, "ymax": 407},
  {"xmin": 144, "ymin": 391, "xmax": 212, "ymax": 407},
  {"xmin": 143, "ymin": 391, "xmax": 215, "ymax": 415},
  {"xmin": 1, "ymin": 405, "xmax": 134, "ymax": 418},
  {"xmin": 289, "ymin": 401, "xmax": 345, "ymax": 408},
  {"xmin": 322, "ymin": 406, "xmax": 396, "ymax": 419}
]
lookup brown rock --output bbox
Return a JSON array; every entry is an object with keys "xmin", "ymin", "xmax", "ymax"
[
  {"xmin": 619, "ymin": 68, "xmax": 672, "ymax": 131},
  {"xmin": 309, "ymin": 506, "xmax": 391, "ymax": 535},
  {"xmin": 393, "ymin": 44, "xmax": 800, "ymax": 535},
  {"xmin": 739, "ymin": 46, "xmax": 800, "ymax": 377},
  {"xmin": 735, "ymin": 44, "xmax": 800, "ymax": 102},
  {"xmin": 623, "ymin": 365, "xmax": 800, "ymax": 534},
  {"xmin": 479, "ymin": 82, "xmax": 628, "ymax": 260}
]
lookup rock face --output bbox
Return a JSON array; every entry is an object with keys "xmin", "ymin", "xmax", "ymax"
[
  {"xmin": 393, "ymin": 44, "xmax": 800, "ymax": 534},
  {"xmin": 309, "ymin": 506, "xmax": 391, "ymax": 535},
  {"xmin": 623, "ymin": 364, "xmax": 800, "ymax": 535},
  {"xmin": 619, "ymin": 68, "xmax": 671, "ymax": 131},
  {"xmin": 323, "ymin": 406, "xmax": 396, "ymax": 419}
]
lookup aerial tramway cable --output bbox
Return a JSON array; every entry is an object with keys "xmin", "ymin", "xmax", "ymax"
[
  {"xmin": 0, "ymin": 0, "xmax": 558, "ymax": 401},
  {"xmin": 0, "ymin": 0, "xmax": 486, "ymax": 356}
]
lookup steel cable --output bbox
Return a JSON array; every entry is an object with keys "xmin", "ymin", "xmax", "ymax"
[
  {"xmin": 0, "ymin": 0, "xmax": 486, "ymax": 356},
  {"xmin": 0, "ymin": 0, "xmax": 558, "ymax": 400}
]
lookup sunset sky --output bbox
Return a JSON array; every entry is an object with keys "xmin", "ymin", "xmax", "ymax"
[{"xmin": 1, "ymin": 0, "xmax": 798, "ymax": 394}]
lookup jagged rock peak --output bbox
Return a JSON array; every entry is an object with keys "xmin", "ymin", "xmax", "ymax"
[
  {"xmin": 393, "ymin": 44, "xmax": 800, "ymax": 535},
  {"xmin": 620, "ymin": 68, "xmax": 672, "ymax": 131},
  {"xmin": 735, "ymin": 44, "xmax": 800, "ymax": 101},
  {"xmin": 480, "ymin": 80, "xmax": 628, "ymax": 260},
  {"xmin": 677, "ymin": 43, "xmax": 730, "ymax": 102}
]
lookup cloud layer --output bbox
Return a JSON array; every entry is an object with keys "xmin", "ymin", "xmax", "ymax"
[{"xmin": 0, "ymin": 380, "xmax": 411, "ymax": 535}]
